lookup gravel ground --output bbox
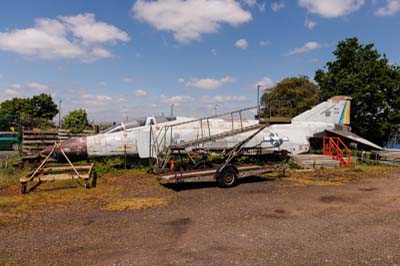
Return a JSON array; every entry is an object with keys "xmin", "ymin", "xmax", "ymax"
[{"xmin": 0, "ymin": 168, "xmax": 399, "ymax": 266}]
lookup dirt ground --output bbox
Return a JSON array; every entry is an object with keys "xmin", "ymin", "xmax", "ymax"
[{"xmin": 0, "ymin": 166, "xmax": 399, "ymax": 266}]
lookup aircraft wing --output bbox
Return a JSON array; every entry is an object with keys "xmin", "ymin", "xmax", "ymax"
[{"xmin": 325, "ymin": 128, "xmax": 382, "ymax": 150}]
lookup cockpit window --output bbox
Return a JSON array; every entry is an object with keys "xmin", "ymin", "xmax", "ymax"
[{"xmin": 103, "ymin": 116, "xmax": 177, "ymax": 133}]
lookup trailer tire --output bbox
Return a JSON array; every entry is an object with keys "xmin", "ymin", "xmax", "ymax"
[{"xmin": 217, "ymin": 165, "xmax": 238, "ymax": 188}]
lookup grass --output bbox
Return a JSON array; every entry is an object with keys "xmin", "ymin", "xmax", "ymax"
[
  {"xmin": 0, "ymin": 163, "xmax": 398, "ymax": 224},
  {"xmin": 103, "ymin": 197, "xmax": 171, "ymax": 211},
  {"xmin": 0, "ymin": 255, "xmax": 15, "ymax": 266},
  {"xmin": 283, "ymin": 165, "xmax": 398, "ymax": 187},
  {"xmin": 0, "ymin": 167, "xmax": 166, "ymax": 224}
]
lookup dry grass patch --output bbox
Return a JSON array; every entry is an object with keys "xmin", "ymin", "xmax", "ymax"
[
  {"xmin": 0, "ymin": 169, "xmax": 165, "ymax": 223},
  {"xmin": 284, "ymin": 165, "xmax": 400, "ymax": 187},
  {"xmin": 103, "ymin": 197, "xmax": 171, "ymax": 211}
]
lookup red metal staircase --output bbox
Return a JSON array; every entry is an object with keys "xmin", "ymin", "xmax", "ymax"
[{"xmin": 323, "ymin": 137, "xmax": 351, "ymax": 168}]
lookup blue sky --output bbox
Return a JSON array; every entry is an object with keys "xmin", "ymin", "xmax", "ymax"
[{"xmin": 0, "ymin": 0, "xmax": 399, "ymax": 122}]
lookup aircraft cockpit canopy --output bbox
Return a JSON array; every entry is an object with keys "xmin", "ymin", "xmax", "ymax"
[{"xmin": 104, "ymin": 116, "xmax": 176, "ymax": 134}]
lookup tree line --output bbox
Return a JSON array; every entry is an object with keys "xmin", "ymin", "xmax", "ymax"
[
  {"xmin": 261, "ymin": 37, "xmax": 400, "ymax": 146},
  {"xmin": 0, "ymin": 94, "xmax": 89, "ymax": 133}
]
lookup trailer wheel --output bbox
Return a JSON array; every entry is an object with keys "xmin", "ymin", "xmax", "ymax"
[{"xmin": 217, "ymin": 165, "xmax": 238, "ymax": 188}]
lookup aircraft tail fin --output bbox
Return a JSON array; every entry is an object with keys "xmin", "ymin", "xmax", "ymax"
[{"xmin": 292, "ymin": 96, "xmax": 351, "ymax": 125}]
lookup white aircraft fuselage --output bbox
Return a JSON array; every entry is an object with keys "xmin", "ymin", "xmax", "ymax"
[{"xmin": 45, "ymin": 96, "xmax": 380, "ymax": 161}]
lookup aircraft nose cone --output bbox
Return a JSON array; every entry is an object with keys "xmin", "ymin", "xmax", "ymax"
[
  {"xmin": 40, "ymin": 145, "xmax": 54, "ymax": 156},
  {"xmin": 40, "ymin": 137, "xmax": 88, "ymax": 161}
]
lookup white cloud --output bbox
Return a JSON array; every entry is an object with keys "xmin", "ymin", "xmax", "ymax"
[
  {"xmin": 178, "ymin": 76, "xmax": 235, "ymax": 90},
  {"xmin": 9, "ymin": 84, "xmax": 22, "ymax": 90},
  {"xmin": 298, "ymin": 0, "xmax": 365, "ymax": 18},
  {"xmin": 98, "ymin": 81, "xmax": 107, "ymax": 88},
  {"xmin": 89, "ymin": 47, "xmax": 113, "ymax": 59},
  {"xmin": 134, "ymin": 89, "xmax": 147, "ymax": 96},
  {"xmin": 76, "ymin": 91, "xmax": 127, "ymax": 106},
  {"xmin": 0, "ymin": 13, "xmax": 129, "ymax": 61},
  {"xmin": 287, "ymin": 41, "xmax": 321, "ymax": 55},
  {"xmin": 375, "ymin": 0, "xmax": 400, "ymax": 16},
  {"xmin": 132, "ymin": 0, "xmax": 252, "ymax": 43},
  {"xmin": 271, "ymin": 2, "xmax": 286, "ymax": 11},
  {"xmin": 235, "ymin": 38, "xmax": 248, "ymax": 49},
  {"xmin": 211, "ymin": 49, "xmax": 217, "ymax": 56},
  {"xmin": 243, "ymin": 0, "xmax": 256, "ymax": 6},
  {"xmin": 26, "ymin": 82, "xmax": 49, "ymax": 91},
  {"xmin": 4, "ymin": 88, "xmax": 19, "ymax": 96},
  {"xmin": 257, "ymin": 2, "xmax": 266, "ymax": 12},
  {"xmin": 160, "ymin": 95, "xmax": 194, "ymax": 105},
  {"xmin": 121, "ymin": 77, "xmax": 134, "ymax": 83},
  {"xmin": 259, "ymin": 40, "xmax": 270, "ymax": 47},
  {"xmin": 304, "ymin": 17, "xmax": 317, "ymax": 29},
  {"xmin": 0, "ymin": 82, "xmax": 51, "ymax": 101},
  {"xmin": 200, "ymin": 95, "xmax": 249, "ymax": 103},
  {"xmin": 59, "ymin": 13, "xmax": 130, "ymax": 44},
  {"xmin": 255, "ymin": 77, "xmax": 275, "ymax": 89},
  {"xmin": 243, "ymin": 0, "xmax": 266, "ymax": 12}
]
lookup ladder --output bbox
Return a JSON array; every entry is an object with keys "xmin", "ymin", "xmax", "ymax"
[
  {"xmin": 323, "ymin": 137, "xmax": 351, "ymax": 168},
  {"xmin": 149, "ymin": 106, "xmax": 268, "ymax": 173}
]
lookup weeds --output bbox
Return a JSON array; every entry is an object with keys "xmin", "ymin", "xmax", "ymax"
[{"xmin": 288, "ymin": 159, "xmax": 302, "ymax": 169}]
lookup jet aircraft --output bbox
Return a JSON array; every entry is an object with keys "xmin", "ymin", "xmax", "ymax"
[{"xmin": 42, "ymin": 96, "xmax": 381, "ymax": 161}]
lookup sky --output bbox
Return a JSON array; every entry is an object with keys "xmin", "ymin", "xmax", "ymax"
[{"xmin": 0, "ymin": 0, "xmax": 399, "ymax": 123}]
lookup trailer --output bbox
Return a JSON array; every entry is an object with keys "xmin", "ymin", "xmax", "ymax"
[
  {"xmin": 158, "ymin": 163, "xmax": 285, "ymax": 187},
  {"xmin": 149, "ymin": 106, "xmax": 289, "ymax": 187}
]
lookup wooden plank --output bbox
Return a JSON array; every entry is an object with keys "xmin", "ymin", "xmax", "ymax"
[
  {"xmin": 23, "ymin": 130, "xmax": 58, "ymax": 135},
  {"xmin": 22, "ymin": 140, "xmax": 58, "ymax": 144},
  {"xmin": 20, "ymin": 174, "xmax": 90, "ymax": 182}
]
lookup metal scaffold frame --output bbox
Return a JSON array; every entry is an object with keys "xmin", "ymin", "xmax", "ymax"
[{"xmin": 148, "ymin": 106, "xmax": 270, "ymax": 175}]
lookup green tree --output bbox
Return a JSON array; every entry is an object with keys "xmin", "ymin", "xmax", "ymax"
[
  {"xmin": 31, "ymin": 94, "xmax": 58, "ymax": 120},
  {"xmin": 62, "ymin": 109, "xmax": 90, "ymax": 134},
  {"xmin": 261, "ymin": 76, "xmax": 320, "ymax": 117},
  {"xmin": 0, "ymin": 97, "xmax": 32, "ymax": 118},
  {"xmin": 315, "ymin": 37, "xmax": 400, "ymax": 145},
  {"xmin": 0, "ymin": 93, "xmax": 58, "ymax": 129}
]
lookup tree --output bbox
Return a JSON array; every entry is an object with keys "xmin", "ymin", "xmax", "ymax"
[
  {"xmin": 0, "ymin": 93, "xmax": 58, "ymax": 129},
  {"xmin": 62, "ymin": 109, "xmax": 90, "ymax": 134},
  {"xmin": 260, "ymin": 76, "xmax": 320, "ymax": 117},
  {"xmin": 31, "ymin": 94, "xmax": 58, "ymax": 120},
  {"xmin": 0, "ymin": 97, "xmax": 32, "ymax": 118},
  {"xmin": 315, "ymin": 37, "xmax": 400, "ymax": 145}
]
